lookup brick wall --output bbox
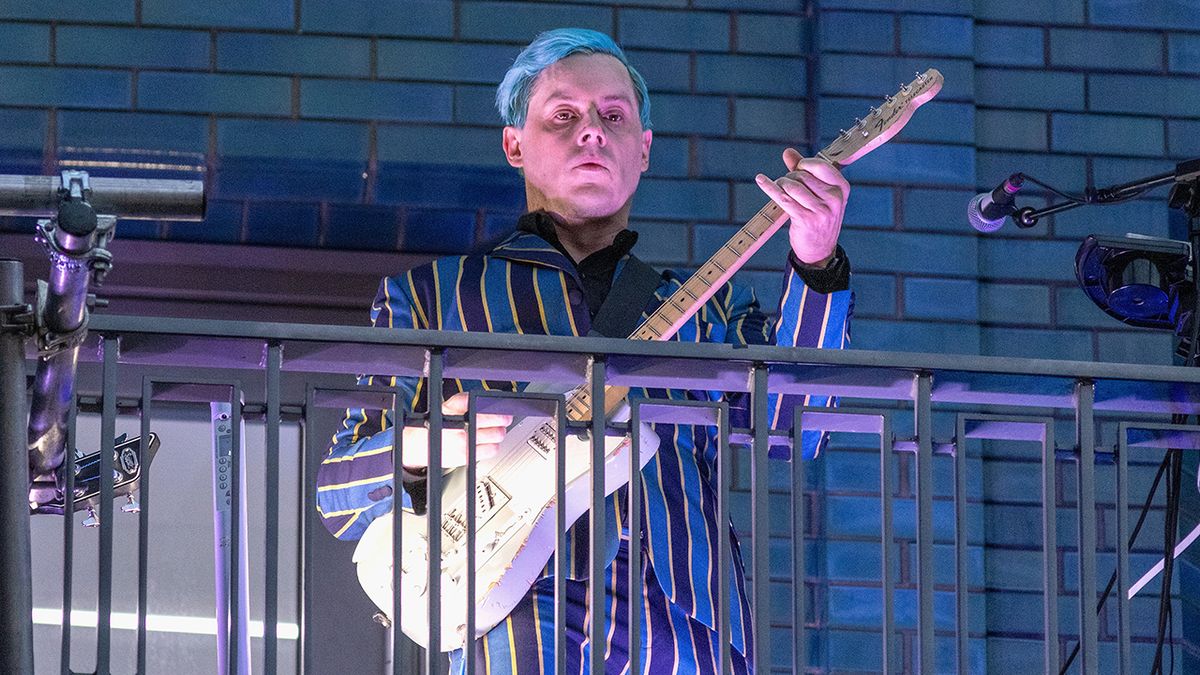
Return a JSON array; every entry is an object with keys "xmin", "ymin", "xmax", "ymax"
[{"xmin": 0, "ymin": 0, "xmax": 1193, "ymax": 671}]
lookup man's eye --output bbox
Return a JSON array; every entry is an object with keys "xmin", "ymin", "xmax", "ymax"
[
  {"xmin": 554, "ymin": 111, "xmax": 574, "ymax": 121},
  {"xmin": 605, "ymin": 113, "xmax": 623, "ymax": 122}
]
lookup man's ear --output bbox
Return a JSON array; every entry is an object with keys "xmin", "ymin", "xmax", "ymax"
[
  {"xmin": 640, "ymin": 129, "xmax": 653, "ymax": 172},
  {"xmin": 502, "ymin": 126, "xmax": 523, "ymax": 168}
]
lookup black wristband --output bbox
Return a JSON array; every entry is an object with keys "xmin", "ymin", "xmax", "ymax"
[{"xmin": 789, "ymin": 245, "xmax": 851, "ymax": 294}]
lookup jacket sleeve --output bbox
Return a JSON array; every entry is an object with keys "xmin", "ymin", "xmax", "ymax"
[
  {"xmin": 723, "ymin": 256, "xmax": 853, "ymax": 461},
  {"xmin": 315, "ymin": 273, "xmax": 430, "ymax": 541}
]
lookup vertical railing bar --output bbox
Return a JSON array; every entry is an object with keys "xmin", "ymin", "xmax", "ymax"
[
  {"xmin": 264, "ymin": 344, "xmax": 282, "ymax": 675},
  {"xmin": 718, "ymin": 402, "xmax": 731, "ymax": 675},
  {"xmin": 465, "ymin": 395, "xmax": 478, "ymax": 675},
  {"xmin": 750, "ymin": 364, "xmax": 769, "ymax": 674},
  {"xmin": 300, "ymin": 386, "xmax": 316, "ymax": 674},
  {"xmin": 953, "ymin": 418, "xmax": 968, "ymax": 675},
  {"xmin": 228, "ymin": 385, "xmax": 244, "ymax": 675},
  {"xmin": 1116, "ymin": 424, "xmax": 1131, "ymax": 675},
  {"xmin": 914, "ymin": 372, "xmax": 934, "ymax": 672},
  {"xmin": 60, "ymin": 390, "xmax": 78, "ymax": 675},
  {"xmin": 1075, "ymin": 381, "xmax": 1098, "ymax": 673},
  {"xmin": 589, "ymin": 357, "xmax": 607, "ymax": 675},
  {"xmin": 96, "ymin": 335, "xmax": 118, "ymax": 675},
  {"xmin": 555, "ymin": 395, "xmax": 568, "ymax": 675},
  {"xmin": 881, "ymin": 417, "xmax": 895, "ymax": 673},
  {"xmin": 391, "ymin": 386, "xmax": 406, "ymax": 675},
  {"xmin": 137, "ymin": 378, "xmax": 152, "ymax": 675},
  {"xmin": 791, "ymin": 410, "xmax": 806, "ymax": 675},
  {"xmin": 1043, "ymin": 420, "xmax": 1059, "ymax": 673},
  {"xmin": 425, "ymin": 349, "xmax": 445, "ymax": 671},
  {"xmin": 629, "ymin": 402, "xmax": 645, "ymax": 675}
]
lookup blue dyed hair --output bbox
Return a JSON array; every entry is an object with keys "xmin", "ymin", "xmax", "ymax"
[{"xmin": 496, "ymin": 28, "xmax": 652, "ymax": 130}]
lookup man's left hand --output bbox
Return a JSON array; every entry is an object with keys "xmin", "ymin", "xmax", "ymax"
[{"xmin": 754, "ymin": 147, "xmax": 849, "ymax": 268}]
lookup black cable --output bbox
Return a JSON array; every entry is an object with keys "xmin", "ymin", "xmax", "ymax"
[{"xmin": 1019, "ymin": 173, "xmax": 1090, "ymax": 204}]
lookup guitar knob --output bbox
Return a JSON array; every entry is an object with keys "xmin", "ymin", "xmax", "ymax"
[
  {"xmin": 82, "ymin": 506, "xmax": 99, "ymax": 528},
  {"xmin": 122, "ymin": 495, "xmax": 140, "ymax": 514}
]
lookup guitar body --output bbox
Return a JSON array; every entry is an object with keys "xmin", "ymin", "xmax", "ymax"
[{"xmin": 354, "ymin": 410, "xmax": 659, "ymax": 651}]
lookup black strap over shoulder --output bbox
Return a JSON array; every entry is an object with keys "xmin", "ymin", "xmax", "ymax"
[{"xmin": 588, "ymin": 254, "xmax": 662, "ymax": 339}]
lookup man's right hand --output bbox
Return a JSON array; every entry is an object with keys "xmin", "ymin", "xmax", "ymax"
[{"xmin": 399, "ymin": 392, "xmax": 513, "ymax": 470}]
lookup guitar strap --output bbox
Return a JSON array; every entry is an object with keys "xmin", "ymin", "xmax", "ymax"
[{"xmin": 587, "ymin": 254, "xmax": 662, "ymax": 339}]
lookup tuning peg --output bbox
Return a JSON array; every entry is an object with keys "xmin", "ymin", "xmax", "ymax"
[
  {"xmin": 853, "ymin": 117, "xmax": 862, "ymax": 126},
  {"xmin": 82, "ymin": 506, "xmax": 99, "ymax": 528},
  {"xmin": 122, "ymin": 494, "xmax": 140, "ymax": 514},
  {"xmin": 837, "ymin": 128, "xmax": 848, "ymax": 139},
  {"xmin": 868, "ymin": 106, "xmax": 877, "ymax": 116}
]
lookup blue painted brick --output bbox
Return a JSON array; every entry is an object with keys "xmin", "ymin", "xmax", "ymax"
[
  {"xmin": 1050, "ymin": 28, "xmax": 1162, "ymax": 71},
  {"xmin": 840, "ymin": 230, "xmax": 977, "ymax": 276},
  {"xmin": 216, "ymin": 158, "xmax": 365, "ymax": 201},
  {"xmin": 976, "ymin": 0, "xmax": 1084, "ymax": 23},
  {"xmin": 974, "ymin": 25, "xmax": 1044, "ymax": 67},
  {"xmin": 842, "ymin": 143, "xmax": 975, "ymax": 187},
  {"xmin": 454, "ymin": 85, "xmax": 504, "ymax": 126},
  {"xmin": 980, "ymin": 283, "xmax": 1050, "ymax": 324},
  {"xmin": 626, "ymin": 50, "xmax": 691, "ymax": 91},
  {"xmin": 375, "ymin": 164, "xmax": 523, "ymax": 211},
  {"xmin": 1089, "ymin": 0, "xmax": 1200, "ymax": 30},
  {"xmin": 737, "ymin": 12, "xmax": 806, "ymax": 55},
  {"xmin": 828, "ymin": 586, "xmax": 959, "ymax": 631},
  {"xmin": 982, "ymin": 326, "xmax": 1094, "ymax": 360},
  {"xmin": 900, "ymin": 14, "xmax": 972, "ymax": 57},
  {"xmin": 218, "ymin": 119, "xmax": 369, "ymax": 162},
  {"xmin": 645, "ymin": 136, "xmax": 688, "ymax": 177},
  {"xmin": 820, "ymin": 11, "xmax": 893, "ymax": 54},
  {"xmin": 985, "ymin": 637, "xmax": 1046, "ymax": 673},
  {"xmin": 695, "ymin": 54, "xmax": 805, "ymax": 97},
  {"xmin": 1169, "ymin": 118, "xmax": 1200, "ymax": 157},
  {"xmin": 113, "ymin": 219, "xmax": 161, "ymax": 240},
  {"xmin": 245, "ymin": 201, "xmax": 319, "ymax": 247},
  {"xmin": 324, "ymin": 204, "xmax": 400, "ymax": 250},
  {"xmin": 904, "ymin": 277, "xmax": 978, "ymax": 321},
  {"xmin": 461, "ymin": 2, "xmax": 610, "ymax": 43},
  {"xmin": 654, "ymin": 93, "xmax": 728, "ymax": 135},
  {"xmin": 734, "ymin": 182, "xmax": 773, "ymax": 221},
  {"xmin": 138, "ymin": 72, "xmax": 289, "ymax": 116},
  {"xmin": 378, "ymin": 40, "xmax": 515, "ymax": 84},
  {"xmin": 1090, "ymin": 73, "xmax": 1200, "ymax": 118},
  {"xmin": 827, "ymin": 629, "xmax": 884, "ymax": 671},
  {"xmin": 0, "ymin": 0, "xmax": 134, "ymax": 22},
  {"xmin": 976, "ymin": 151, "xmax": 1087, "ymax": 193},
  {"xmin": 629, "ymin": 220, "xmax": 691, "ymax": 266},
  {"xmin": 1056, "ymin": 286, "xmax": 1128, "ymax": 329},
  {"xmin": 620, "ymin": 9, "xmax": 729, "ymax": 52},
  {"xmin": 301, "ymin": 80, "xmax": 452, "ymax": 122},
  {"xmin": 820, "ymin": 54, "xmax": 974, "ymax": 100},
  {"xmin": 696, "ymin": 138, "xmax": 781, "ymax": 179},
  {"xmin": 733, "ymin": 97, "xmax": 803, "ymax": 140},
  {"xmin": 1053, "ymin": 197, "xmax": 1169, "ymax": 239},
  {"xmin": 693, "ymin": 0, "xmax": 795, "ymax": 9},
  {"xmin": 902, "ymin": 188, "xmax": 975, "ymax": 231},
  {"xmin": 822, "ymin": 0, "xmax": 969, "ymax": 10},
  {"xmin": 0, "ymin": 22, "xmax": 49, "ymax": 63},
  {"xmin": 176, "ymin": 199, "xmax": 242, "ymax": 244},
  {"xmin": 978, "ymin": 237, "xmax": 1080, "ymax": 281},
  {"xmin": 976, "ymin": 109, "xmax": 1046, "ymax": 152},
  {"xmin": 0, "ymin": 66, "xmax": 129, "ymax": 109},
  {"xmin": 985, "ymin": 547, "xmax": 1046, "ymax": 593},
  {"xmin": 0, "ymin": 108, "xmax": 45, "ymax": 151},
  {"xmin": 1091, "ymin": 156, "xmax": 1175, "ymax": 186},
  {"xmin": 632, "ymin": 178, "xmax": 727, "ymax": 220},
  {"xmin": 975, "ymin": 68, "xmax": 1084, "ymax": 111},
  {"xmin": 376, "ymin": 125, "xmax": 509, "ymax": 168},
  {"xmin": 1097, "ymin": 330, "xmax": 1174, "ymax": 365},
  {"xmin": 61, "ymin": 111, "xmax": 207, "ymax": 154},
  {"xmin": 852, "ymin": 318, "xmax": 981, "ymax": 353},
  {"xmin": 849, "ymin": 273, "xmax": 896, "ymax": 316},
  {"xmin": 843, "ymin": 185, "xmax": 893, "ymax": 227},
  {"xmin": 301, "ymin": 0, "xmax": 451, "ymax": 37},
  {"xmin": 218, "ymin": 34, "xmax": 370, "ymax": 78},
  {"xmin": 1169, "ymin": 33, "xmax": 1200, "ymax": 74},
  {"xmin": 142, "ymin": 0, "xmax": 290, "ymax": 29},
  {"xmin": 57, "ymin": 26, "xmax": 208, "ymax": 70}
]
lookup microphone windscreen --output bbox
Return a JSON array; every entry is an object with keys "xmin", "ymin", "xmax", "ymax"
[{"xmin": 967, "ymin": 192, "xmax": 1005, "ymax": 233}]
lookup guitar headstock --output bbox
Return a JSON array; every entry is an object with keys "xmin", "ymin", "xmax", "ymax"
[{"xmin": 819, "ymin": 68, "xmax": 944, "ymax": 168}]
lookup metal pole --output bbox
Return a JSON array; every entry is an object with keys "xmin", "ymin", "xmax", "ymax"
[{"xmin": 0, "ymin": 258, "xmax": 34, "ymax": 675}]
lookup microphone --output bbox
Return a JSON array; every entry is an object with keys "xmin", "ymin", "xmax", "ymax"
[{"xmin": 967, "ymin": 173, "xmax": 1024, "ymax": 233}]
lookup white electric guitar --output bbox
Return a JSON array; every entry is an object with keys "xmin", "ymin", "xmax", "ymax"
[{"xmin": 355, "ymin": 69, "xmax": 945, "ymax": 651}]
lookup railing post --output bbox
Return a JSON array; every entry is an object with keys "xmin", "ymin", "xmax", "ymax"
[{"xmin": 0, "ymin": 258, "xmax": 34, "ymax": 675}]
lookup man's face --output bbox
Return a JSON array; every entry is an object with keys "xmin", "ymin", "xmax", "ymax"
[{"xmin": 502, "ymin": 53, "xmax": 653, "ymax": 223}]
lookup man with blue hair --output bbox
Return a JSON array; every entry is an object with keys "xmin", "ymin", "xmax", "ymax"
[{"xmin": 318, "ymin": 28, "xmax": 853, "ymax": 673}]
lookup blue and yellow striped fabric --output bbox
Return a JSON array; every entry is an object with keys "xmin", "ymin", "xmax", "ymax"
[{"xmin": 316, "ymin": 228, "xmax": 852, "ymax": 663}]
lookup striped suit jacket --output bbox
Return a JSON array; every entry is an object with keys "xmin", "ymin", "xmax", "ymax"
[{"xmin": 316, "ymin": 229, "xmax": 852, "ymax": 659}]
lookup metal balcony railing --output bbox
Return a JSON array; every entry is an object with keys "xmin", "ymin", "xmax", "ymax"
[{"xmin": 2, "ymin": 306, "xmax": 1196, "ymax": 674}]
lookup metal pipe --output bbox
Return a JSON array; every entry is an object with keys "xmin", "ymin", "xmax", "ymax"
[
  {"xmin": 914, "ymin": 373, "xmax": 935, "ymax": 671},
  {"xmin": 0, "ymin": 258, "xmax": 34, "ymax": 675},
  {"xmin": 588, "ymin": 357, "xmax": 606, "ymax": 675},
  {"xmin": 0, "ymin": 174, "xmax": 205, "ymax": 220},
  {"xmin": 1075, "ymin": 381, "xmax": 1098, "ymax": 673}
]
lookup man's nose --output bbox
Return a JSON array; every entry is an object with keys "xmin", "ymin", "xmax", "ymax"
[{"xmin": 576, "ymin": 109, "xmax": 606, "ymax": 146}]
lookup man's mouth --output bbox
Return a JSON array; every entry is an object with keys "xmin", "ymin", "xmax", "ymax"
[{"xmin": 574, "ymin": 160, "xmax": 609, "ymax": 172}]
